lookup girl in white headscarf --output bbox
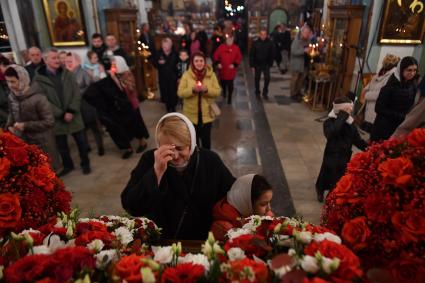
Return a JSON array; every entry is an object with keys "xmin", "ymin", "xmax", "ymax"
[
  {"xmin": 211, "ymin": 174, "xmax": 274, "ymax": 241},
  {"xmin": 121, "ymin": 112, "xmax": 235, "ymax": 240}
]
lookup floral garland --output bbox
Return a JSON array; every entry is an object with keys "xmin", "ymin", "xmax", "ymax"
[
  {"xmin": 0, "ymin": 132, "xmax": 71, "ymax": 237},
  {"xmin": 322, "ymin": 128, "xmax": 425, "ymax": 282}
]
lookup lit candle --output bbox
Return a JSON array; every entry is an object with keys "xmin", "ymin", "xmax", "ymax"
[{"xmin": 197, "ymin": 81, "xmax": 203, "ymax": 87}]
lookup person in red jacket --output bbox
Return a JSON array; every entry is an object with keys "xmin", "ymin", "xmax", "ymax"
[
  {"xmin": 211, "ymin": 174, "xmax": 273, "ymax": 241},
  {"xmin": 213, "ymin": 34, "xmax": 242, "ymax": 105}
]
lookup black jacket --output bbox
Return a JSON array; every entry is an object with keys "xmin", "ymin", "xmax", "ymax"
[
  {"xmin": 270, "ymin": 30, "xmax": 291, "ymax": 52},
  {"xmin": 121, "ymin": 148, "xmax": 235, "ymax": 240},
  {"xmin": 92, "ymin": 44, "xmax": 107, "ymax": 65},
  {"xmin": 370, "ymin": 74, "xmax": 417, "ymax": 141},
  {"xmin": 154, "ymin": 49, "xmax": 179, "ymax": 105},
  {"xmin": 113, "ymin": 47, "xmax": 132, "ymax": 67},
  {"xmin": 249, "ymin": 38, "xmax": 275, "ymax": 67},
  {"xmin": 25, "ymin": 61, "xmax": 45, "ymax": 81},
  {"xmin": 316, "ymin": 112, "xmax": 367, "ymax": 193}
]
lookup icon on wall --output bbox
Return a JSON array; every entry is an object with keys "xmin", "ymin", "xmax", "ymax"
[{"xmin": 42, "ymin": 0, "xmax": 88, "ymax": 46}]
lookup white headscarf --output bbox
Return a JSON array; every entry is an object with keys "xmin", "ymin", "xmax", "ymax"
[
  {"xmin": 328, "ymin": 102, "xmax": 354, "ymax": 125},
  {"xmin": 155, "ymin": 112, "xmax": 197, "ymax": 155},
  {"xmin": 227, "ymin": 174, "xmax": 256, "ymax": 217},
  {"xmin": 114, "ymin": 56, "xmax": 130, "ymax": 74}
]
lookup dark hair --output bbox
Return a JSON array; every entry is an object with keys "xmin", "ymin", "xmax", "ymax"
[
  {"xmin": 91, "ymin": 33, "xmax": 103, "ymax": 40},
  {"xmin": 87, "ymin": 50, "xmax": 96, "ymax": 59},
  {"xmin": 179, "ymin": 49, "xmax": 189, "ymax": 55},
  {"xmin": 251, "ymin": 175, "xmax": 272, "ymax": 204},
  {"xmin": 4, "ymin": 67, "xmax": 19, "ymax": 79},
  {"xmin": 333, "ymin": 96, "xmax": 352, "ymax": 104},
  {"xmin": 400, "ymin": 56, "xmax": 418, "ymax": 82},
  {"xmin": 0, "ymin": 56, "xmax": 10, "ymax": 66}
]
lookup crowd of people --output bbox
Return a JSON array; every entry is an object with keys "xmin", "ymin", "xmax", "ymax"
[{"xmin": 0, "ymin": 19, "xmax": 423, "ymax": 241}]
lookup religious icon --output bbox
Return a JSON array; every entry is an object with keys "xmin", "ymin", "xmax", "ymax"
[{"xmin": 42, "ymin": 0, "xmax": 88, "ymax": 46}]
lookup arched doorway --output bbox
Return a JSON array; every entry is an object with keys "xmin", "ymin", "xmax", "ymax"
[{"xmin": 268, "ymin": 8, "xmax": 288, "ymax": 33}]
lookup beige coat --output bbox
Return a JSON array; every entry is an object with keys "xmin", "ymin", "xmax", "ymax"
[
  {"xmin": 392, "ymin": 98, "xmax": 425, "ymax": 137},
  {"xmin": 177, "ymin": 66, "xmax": 221, "ymax": 125}
]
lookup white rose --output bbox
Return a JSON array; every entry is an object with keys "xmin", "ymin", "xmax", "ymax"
[
  {"xmin": 321, "ymin": 257, "xmax": 340, "ymax": 274},
  {"xmin": 152, "ymin": 246, "xmax": 173, "ymax": 264},
  {"xmin": 313, "ymin": 232, "xmax": 341, "ymax": 244},
  {"xmin": 95, "ymin": 249, "xmax": 119, "ymax": 269},
  {"xmin": 113, "ymin": 227, "xmax": 134, "ymax": 246},
  {"xmin": 300, "ymin": 255, "xmax": 320, "ymax": 274},
  {"xmin": 227, "ymin": 247, "xmax": 246, "ymax": 260},
  {"xmin": 32, "ymin": 245, "xmax": 52, "ymax": 255},
  {"xmin": 87, "ymin": 239, "xmax": 105, "ymax": 252},
  {"xmin": 178, "ymin": 253, "xmax": 210, "ymax": 272}
]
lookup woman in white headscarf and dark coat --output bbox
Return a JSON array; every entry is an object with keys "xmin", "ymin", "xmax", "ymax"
[
  {"xmin": 121, "ymin": 112, "xmax": 235, "ymax": 240},
  {"xmin": 84, "ymin": 56, "xmax": 149, "ymax": 159},
  {"xmin": 370, "ymin": 56, "xmax": 419, "ymax": 142},
  {"xmin": 315, "ymin": 96, "xmax": 368, "ymax": 203}
]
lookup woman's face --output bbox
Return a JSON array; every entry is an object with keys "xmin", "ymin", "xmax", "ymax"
[
  {"xmin": 5, "ymin": 76, "xmax": 20, "ymax": 93},
  {"xmin": 89, "ymin": 53, "xmax": 99, "ymax": 64},
  {"xmin": 402, "ymin": 64, "xmax": 417, "ymax": 81},
  {"xmin": 193, "ymin": 56, "xmax": 205, "ymax": 71},
  {"xmin": 158, "ymin": 134, "xmax": 190, "ymax": 167},
  {"xmin": 190, "ymin": 32, "xmax": 196, "ymax": 40},
  {"xmin": 253, "ymin": 190, "xmax": 273, "ymax": 216}
]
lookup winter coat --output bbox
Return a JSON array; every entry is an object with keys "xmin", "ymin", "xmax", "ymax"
[
  {"xmin": 370, "ymin": 74, "xmax": 417, "ymax": 141},
  {"xmin": 6, "ymin": 83, "xmax": 60, "ymax": 170},
  {"xmin": 33, "ymin": 66, "xmax": 84, "ymax": 136},
  {"xmin": 290, "ymin": 33, "xmax": 310, "ymax": 73},
  {"xmin": 213, "ymin": 43, "xmax": 242, "ymax": 81},
  {"xmin": 177, "ymin": 60, "xmax": 189, "ymax": 79},
  {"xmin": 364, "ymin": 67, "xmax": 396, "ymax": 124},
  {"xmin": 0, "ymin": 82, "xmax": 9, "ymax": 128},
  {"xmin": 121, "ymin": 148, "xmax": 235, "ymax": 240},
  {"xmin": 72, "ymin": 66, "xmax": 98, "ymax": 125},
  {"xmin": 211, "ymin": 33, "xmax": 224, "ymax": 56},
  {"xmin": 25, "ymin": 61, "xmax": 45, "ymax": 81},
  {"xmin": 154, "ymin": 49, "xmax": 179, "ymax": 106},
  {"xmin": 316, "ymin": 111, "xmax": 367, "ymax": 193},
  {"xmin": 177, "ymin": 66, "xmax": 221, "ymax": 125},
  {"xmin": 249, "ymin": 38, "xmax": 275, "ymax": 67},
  {"xmin": 393, "ymin": 97, "xmax": 425, "ymax": 137},
  {"xmin": 211, "ymin": 198, "xmax": 243, "ymax": 241}
]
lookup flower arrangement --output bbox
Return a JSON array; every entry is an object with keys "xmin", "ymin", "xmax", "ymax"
[
  {"xmin": 322, "ymin": 128, "xmax": 425, "ymax": 282},
  {"xmin": 0, "ymin": 132, "xmax": 71, "ymax": 237}
]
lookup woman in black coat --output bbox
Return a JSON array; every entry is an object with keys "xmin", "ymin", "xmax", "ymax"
[
  {"xmin": 121, "ymin": 113, "xmax": 235, "ymax": 240},
  {"xmin": 154, "ymin": 37, "xmax": 179, "ymax": 112},
  {"xmin": 370, "ymin": 56, "xmax": 418, "ymax": 142},
  {"xmin": 316, "ymin": 97, "xmax": 367, "ymax": 202}
]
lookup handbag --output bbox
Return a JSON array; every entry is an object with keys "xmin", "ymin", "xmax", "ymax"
[{"xmin": 209, "ymin": 102, "xmax": 221, "ymax": 118}]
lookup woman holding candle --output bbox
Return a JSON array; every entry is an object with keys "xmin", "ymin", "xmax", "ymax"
[{"xmin": 177, "ymin": 51, "xmax": 221, "ymax": 149}]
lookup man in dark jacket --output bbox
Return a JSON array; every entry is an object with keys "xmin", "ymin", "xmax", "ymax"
[
  {"xmin": 91, "ymin": 33, "xmax": 108, "ymax": 67},
  {"xmin": 249, "ymin": 29, "xmax": 275, "ymax": 99},
  {"xmin": 105, "ymin": 34, "xmax": 132, "ymax": 66},
  {"xmin": 25, "ymin": 47, "xmax": 45, "ymax": 81},
  {"xmin": 33, "ymin": 48, "xmax": 91, "ymax": 176}
]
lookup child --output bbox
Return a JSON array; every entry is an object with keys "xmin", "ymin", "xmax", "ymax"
[
  {"xmin": 211, "ymin": 174, "xmax": 273, "ymax": 241},
  {"xmin": 315, "ymin": 96, "xmax": 368, "ymax": 202},
  {"xmin": 177, "ymin": 49, "xmax": 190, "ymax": 81},
  {"xmin": 83, "ymin": 51, "xmax": 107, "ymax": 82}
]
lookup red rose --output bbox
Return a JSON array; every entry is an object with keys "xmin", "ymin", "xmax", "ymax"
[
  {"xmin": 76, "ymin": 221, "xmax": 108, "ymax": 235},
  {"xmin": 0, "ymin": 157, "xmax": 11, "ymax": 180},
  {"xmin": 364, "ymin": 194, "xmax": 396, "ymax": 223},
  {"xmin": 0, "ymin": 193, "xmax": 22, "ymax": 229},
  {"xmin": 115, "ymin": 254, "xmax": 151, "ymax": 283},
  {"xmin": 391, "ymin": 211, "xmax": 425, "ymax": 244},
  {"xmin": 389, "ymin": 256, "xmax": 425, "ymax": 283},
  {"xmin": 341, "ymin": 217, "xmax": 371, "ymax": 251},
  {"xmin": 75, "ymin": 231, "xmax": 116, "ymax": 248},
  {"xmin": 378, "ymin": 157, "xmax": 413, "ymax": 187},
  {"xmin": 407, "ymin": 128, "xmax": 425, "ymax": 147},
  {"xmin": 161, "ymin": 263, "xmax": 205, "ymax": 283},
  {"xmin": 27, "ymin": 165, "xmax": 56, "ymax": 192},
  {"xmin": 331, "ymin": 175, "xmax": 361, "ymax": 205},
  {"xmin": 304, "ymin": 240, "xmax": 362, "ymax": 281},
  {"xmin": 224, "ymin": 234, "xmax": 271, "ymax": 258},
  {"xmin": 4, "ymin": 254, "xmax": 49, "ymax": 283}
]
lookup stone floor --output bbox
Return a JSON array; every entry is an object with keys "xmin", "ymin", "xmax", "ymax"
[{"xmin": 63, "ymin": 61, "xmax": 331, "ymax": 224}]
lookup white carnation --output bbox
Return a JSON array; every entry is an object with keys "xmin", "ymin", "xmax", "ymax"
[
  {"xmin": 87, "ymin": 239, "xmax": 105, "ymax": 252},
  {"xmin": 296, "ymin": 231, "xmax": 312, "ymax": 244},
  {"xmin": 300, "ymin": 255, "xmax": 320, "ymax": 273},
  {"xmin": 113, "ymin": 227, "xmax": 134, "ymax": 246},
  {"xmin": 95, "ymin": 249, "xmax": 119, "ymax": 269},
  {"xmin": 226, "ymin": 228, "xmax": 252, "ymax": 240},
  {"xmin": 178, "ymin": 253, "xmax": 210, "ymax": 272},
  {"xmin": 152, "ymin": 246, "xmax": 173, "ymax": 264},
  {"xmin": 227, "ymin": 247, "xmax": 246, "ymax": 260},
  {"xmin": 313, "ymin": 232, "xmax": 341, "ymax": 244},
  {"xmin": 32, "ymin": 245, "xmax": 52, "ymax": 255}
]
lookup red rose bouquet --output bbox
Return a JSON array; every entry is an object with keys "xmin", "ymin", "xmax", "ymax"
[
  {"xmin": 322, "ymin": 128, "xmax": 425, "ymax": 280},
  {"xmin": 0, "ymin": 132, "xmax": 71, "ymax": 237}
]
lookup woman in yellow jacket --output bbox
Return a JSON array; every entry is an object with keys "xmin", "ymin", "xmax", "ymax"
[{"xmin": 177, "ymin": 51, "xmax": 221, "ymax": 149}]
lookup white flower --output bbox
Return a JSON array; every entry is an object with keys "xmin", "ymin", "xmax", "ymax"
[
  {"xmin": 120, "ymin": 218, "xmax": 136, "ymax": 230},
  {"xmin": 288, "ymin": 249, "xmax": 296, "ymax": 257},
  {"xmin": 202, "ymin": 241, "xmax": 212, "ymax": 256},
  {"xmin": 313, "ymin": 232, "xmax": 341, "ymax": 244},
  {"xmin": 300, "ymin": 255, "xmax": 320, "ymax": 274},
  {"xmin": 54, "ymin": 220, "xmax": 64, "ymax": 228},
  {"xmin": 227, "ymin": 247, "xmax": 246, "ymax": 260},
  {"xmin": 277, "ymin": 235, "xmax": 292, "ymax": 247},
  {"xmin": 272, "ymin": 265, "xmax": 292, "ymax": 278},
  {"xmin": 141, "ymin": 267, "xmax": 156, "ymax": 283},
  {"xmin": 226, "ymin": 228, "xmax": 252, "ymax": 240},
  {"xmin": 87, "ymin": 239, "xmax": 105, "ymax": 252},
  {"xmin": 321, "ymin": 257, "xmax": 340, "ymax": 274},
  {"xmin": 152, "ymin": 246, "xmax": 173, "ymax": 264},
  {"xmin": 32, "ymin": 245, "xmax": 52, "ymax": 255},
  {"xmin": 178, "ymin": 253, "xmax": 210, "ymax": 272},
  {"xmin": 95, "ymin": 249, "xmax": 119, "ymax": 269},
  {"xmin": 113, "ymin": 227, "xmax": 134, "ymax": 246},
  {"xmin": 295, "ymin": 231, "xmax": 312, "ymax": 244},
  {"xmin": 78, "ymin": 218, "xmax": 106, "ymax": 225},
  {"xmin": 42, "ymin": 234, "xmax": 66, "ymax": 253}
]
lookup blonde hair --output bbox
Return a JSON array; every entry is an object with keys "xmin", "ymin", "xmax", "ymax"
[{"xmin": 157, "ymin": 116, "xmax": 191, "ymax": 146}]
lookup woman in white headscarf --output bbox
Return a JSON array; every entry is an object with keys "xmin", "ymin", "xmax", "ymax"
[
  {"xmin": 84, "ymin": 56, "xmax": 149, "ymax": 159},
  {"xmin": 211, "ymin": 174, "xmax": 274, "ymax": 241},
  {"xmin": 121, "ymin": 112, "xmax": 235, "ymax": 240},
  {"xmin": 5, "ymin": 65, "xmax": 61, "ymax": 171}
]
